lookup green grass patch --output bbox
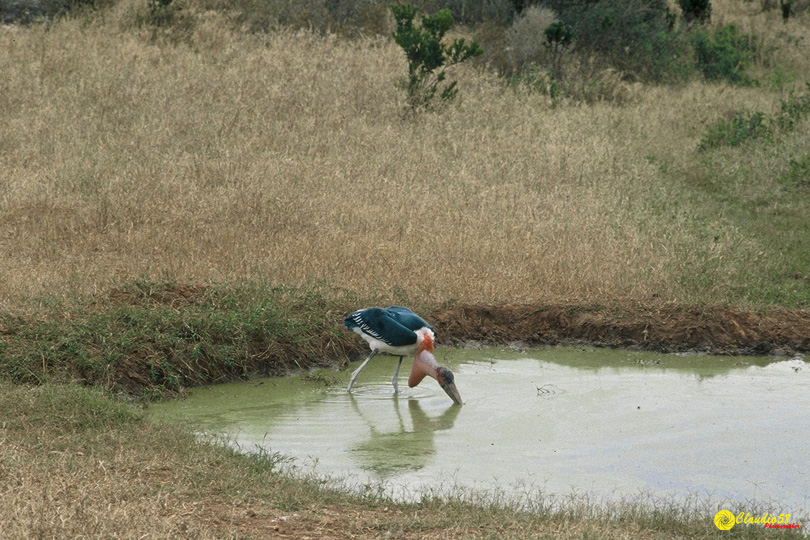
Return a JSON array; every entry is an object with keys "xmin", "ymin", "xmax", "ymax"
[
  {"xmin": 0, "ymin": 278, "xmax": 373, "ymax": 398},
  {"xmin": 699, "ymin": 83, "xmax": 810, "ymax": 150},
  {"xmin": 669, "ymin": 90, "xmax": 810, "ymax": 307},
  {"xmin": 699, "ymin": 109, "xmax": 770, "ymax": 150}
]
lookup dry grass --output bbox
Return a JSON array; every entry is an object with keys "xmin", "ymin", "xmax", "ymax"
[
  {"xmin": 0, "ymin": 385, "xmax": 217, "ymax": 538},
  {"xmin": 1, "ymin": 0, "xmax": 809, "ymax": 310}
]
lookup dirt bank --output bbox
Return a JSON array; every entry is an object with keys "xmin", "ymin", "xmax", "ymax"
[
  {"xmin": 3, "ymin": 282, "xmax": 808, "ymax": 398},
  {"xmin": 430, "ymin": 304, "xmax": 810, "ymax": 356}
]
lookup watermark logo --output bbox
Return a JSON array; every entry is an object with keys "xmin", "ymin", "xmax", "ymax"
[
  {"xmin": 714, "ymin": 510, "xmax": 799, "ymax": 531},
  {"xmin": 714, "ymin": 510, "xmax": 735, "ymax": 530}
]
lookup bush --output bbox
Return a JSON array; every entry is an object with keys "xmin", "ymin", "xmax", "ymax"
[
  {"xmin": 697, "ymin": 83, "xmax": 810, "ymax": 151},
  {"xmin": 544, "ymin": 20, "xmax": 573, "ymax": 47},
  {"xmin": 691, "ymin": 23, "xmax": 754, "ymax": 84},
  {"xmin": 775, "ymin": 83, "xmax": 810, "ymax": 130},
  {"xmin": 390, "ymin": 3, "xmax": 483, "ymax": 111},
  {"xmin": 541, "ymin": 0, "xmax": 691, "ymax": 83},
  {"xmin": 544, "ymin": 20, "xmax": 575, "ymax": 79},
  {"xmin": 678, "ymin": 0, "xmax": 711, "ymax": 23},
  {"xmin": 782, "ymin": 155, "xmax": 810, "ymax": 189},
  {"xmin": 502, "ymin": 5, "xmax": 639, "ymax": 103},
  {"xmin": 698, "ymin": 110, "xmax": 769, "ymax": 150},
  {"xmin": 147, "ymin": 0, "xmax": 175, "ymax": 26},
  {"xmin": 502, "ymin": 5, "xmax": 558, "ymax": 75}
]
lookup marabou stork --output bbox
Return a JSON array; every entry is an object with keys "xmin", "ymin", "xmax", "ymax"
[{"xmin": 344, "ymin": 306, "xmax": 462, "ymax": 405}]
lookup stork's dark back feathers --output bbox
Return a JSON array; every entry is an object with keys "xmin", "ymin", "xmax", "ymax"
[{"xmin": 344, "ymin": 306, "xmax": 436, "ymax": 348}]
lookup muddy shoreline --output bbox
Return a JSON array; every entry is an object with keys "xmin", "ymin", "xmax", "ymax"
[
  {"xmin": 429, "ymin": 304, "xmax": 810, "ymax": 356},
  {"xmin": 4, "ymin": 287, "xmax": 809, "ymax": 398}
]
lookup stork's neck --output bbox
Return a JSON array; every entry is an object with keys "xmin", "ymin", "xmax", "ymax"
[{"xmin": 408, "ymin": 347, "xmax": 439, "ymax": 387}]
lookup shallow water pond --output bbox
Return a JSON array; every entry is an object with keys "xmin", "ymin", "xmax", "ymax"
[{"xmin": 150, "ymin": 347, "xmax": 810, "ymax": 514}]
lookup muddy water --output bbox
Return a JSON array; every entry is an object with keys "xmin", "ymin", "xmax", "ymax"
[{"xmin": 150, "ymin": 347, "xmax": 810, "ymax": 513}]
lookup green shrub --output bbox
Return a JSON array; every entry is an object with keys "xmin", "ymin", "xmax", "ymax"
[
  {"xmin": 698, "ymin": 83, "xmax": 810, "ymax": 150},
  {"xmin": 544, "ymin": 20, "xmax": 574, "ymax": 80},
  {"xmin": 544, "ymin": 20, "xmax": 574, "ymax": 48},
  {"xmin": 691, "ymin": 23, "xmax": 754, "ymax": 84},
  {"xmin": 678, "ymin": 0, "xmax": 711, "ymax": 23},
  {"xmin": 390, "ymin": 3, "xmax": 483, "ymax": 111},
  {"xmin": 698, "ymin": 110, "xmax": 769, "ymax": 150},
  {"xmin": 147, "ymin": 0, "xmax": 175, "ymax": 26},
  {"xmin": 775, "ymin": 83, "xmax": 810, "ymax": 130},
  {"xmin": 541, "ymin": 0, "xmax": 690, "ymax": 83},
  {"xmin": 782, "ymin": 155, "xmax": 810, "ymax": 189}
]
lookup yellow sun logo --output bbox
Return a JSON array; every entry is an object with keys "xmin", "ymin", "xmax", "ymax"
[{"xmin": 715, "ymin": 510, "xmax": 736, "ymax": 530}]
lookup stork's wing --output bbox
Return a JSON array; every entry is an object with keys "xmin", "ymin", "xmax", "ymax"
[
  {"xmin": 344, "ymin": 307, "xmax": 418, "ymax": 348},
  {"xmin": 385, "ymin": 306, "xmax": 436, "ymax": 337}
]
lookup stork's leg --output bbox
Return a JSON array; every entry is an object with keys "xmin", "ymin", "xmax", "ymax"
[
  {"xmin": 391, "ymin": 356, "xmax": 404, "ymax": 394},
  {"xmin": 348, "ymin": 349, "xmax": 379, "ymax": 392}
]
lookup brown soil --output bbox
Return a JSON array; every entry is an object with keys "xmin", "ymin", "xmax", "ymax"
[
  {"xmin": 6, "ymin": 283, "xmax": 809, "ymax": 399},
  {"xmin": 429, "ymin": 304, "xmax": 810, "ymax": 356},
  {"xmin": 104, "ymin": 282, "xmax": 810, "ymax": 357}
]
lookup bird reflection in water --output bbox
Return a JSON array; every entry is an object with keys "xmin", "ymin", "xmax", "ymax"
[{"xmin": 348, "ymin": 394, "xmax": 461, "ymax": 480}]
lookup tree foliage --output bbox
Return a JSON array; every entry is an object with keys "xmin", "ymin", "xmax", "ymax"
[
  {"xmin": 540, "ymin": 0, "xmax": 690, "ymax": 83},
  {"xmin": 679, "ymin": 0, "xmax": 711, "ymax": 23},
  {"xmin": 691, "ymin": 23, "xmax": 753, "ymax": 84},
  {"xmin": 390, "ymin": 3, "xmax": 483, "ymax": 111}
]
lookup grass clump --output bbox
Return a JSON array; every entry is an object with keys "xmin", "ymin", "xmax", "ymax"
[
  {"xmin": 0, "ymin": 279, "xmax": 365, "ymax": 398},
  {"xmin": 775, "ymin": 83, "xmax": 810, "ymax": 128},
  {"xmin": 699, "ymin": 83, "xmax": 810, "ymax": 150},
  {"xmin": 782, "ymin": 154, "xmax": 810, "ymax": 189},
  {"xmin": 699, "ymin": 109, "xmax": 770, "ymax": 150}
]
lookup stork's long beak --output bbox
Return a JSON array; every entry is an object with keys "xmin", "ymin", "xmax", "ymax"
[
  {"xmin": 435, "ymin": 366, "xmax": 462, "ymax": 405},
  {"xmin": 441, "ymin": 378, "xmax": 463, "ymax": 405}
]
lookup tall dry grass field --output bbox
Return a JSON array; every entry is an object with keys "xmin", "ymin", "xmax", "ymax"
[{"xmin": 1, "ymin": 0, "xmax": 808, "ymax": 307}]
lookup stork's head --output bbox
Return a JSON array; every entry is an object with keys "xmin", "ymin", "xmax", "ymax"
[
  {"xmin": 435, "ymin": 366, "xmax": 462, "ymax": 405},
  {"xmin": 409, "ymin": 333, "xmax": 463, "ymax": 405}
]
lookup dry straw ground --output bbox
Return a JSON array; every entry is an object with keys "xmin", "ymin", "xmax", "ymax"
[{"xmin": 2, "ymin": 0, "xmax": 808, "ymax": 310}]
